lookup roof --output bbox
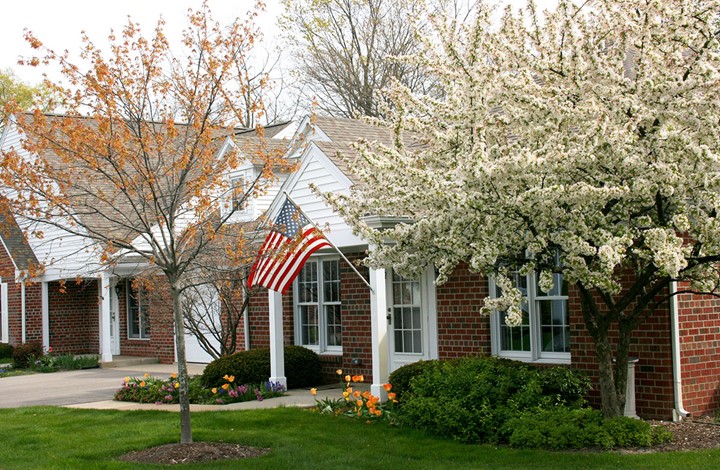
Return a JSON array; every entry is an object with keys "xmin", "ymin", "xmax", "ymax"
[
  {"xmin": 0, "ymin": 206, "xmax": 39, "ymax": 272},
  {"xmin": 308, "ymin": 116, "xmax": 424, "ymax": 184},
  {"xmin": 7, "ymin": 113, "xmax": 233, "ymax": 244}
]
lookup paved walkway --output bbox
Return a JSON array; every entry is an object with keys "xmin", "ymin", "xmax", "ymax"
[{"xmin": 0, "ymin": 363, "xmax": 343, "ymax": 411}]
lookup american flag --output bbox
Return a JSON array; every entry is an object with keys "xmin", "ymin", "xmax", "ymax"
[{"xmin": 247, "ymin": 199, "xmax": 331, "ymax": 294}]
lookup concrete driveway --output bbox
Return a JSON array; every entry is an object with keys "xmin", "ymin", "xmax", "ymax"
[
  {"xmin": 0, "ymin": 364, "xmax": 203, "ymax": 408},
  {"xmin": 0, "ymin": 363, "xmax": 340, "ymax": 410}
]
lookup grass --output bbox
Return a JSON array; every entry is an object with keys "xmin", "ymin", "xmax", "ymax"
[{"xmin": 0, "ymin": 407, "xmax": 718, "ymax": 469}]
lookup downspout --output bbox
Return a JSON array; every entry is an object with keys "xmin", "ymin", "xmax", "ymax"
[
  {"xmin": 670, "ymin": 281, "xmax": 690, "ymax": 421},
  {"xmin": 20, "ymin": 279, "xmax": 26, "ymax": 343},
  {"xmin": 243, "ymin": 302, "xmax": 250, "ymax": 351}
]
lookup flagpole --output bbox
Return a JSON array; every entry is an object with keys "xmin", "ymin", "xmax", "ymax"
[{"xmin": 283, "ymin": 191, "xmax": 375, "ymax": 294}]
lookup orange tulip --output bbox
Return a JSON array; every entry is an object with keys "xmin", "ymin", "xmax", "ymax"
[
  {"xmin": 310, "ymin": 388, "xmax": 317, "ymax": 396},
  {"xmin": 388, "ymin": 392, "xmax": 397, "ymax": 401},
  {"xmin": 222, "ymin": 383, "xmax": 230, "ymax": 390},
  {"xmin": 383, "ymin": 383, "xmax": 392, "ymax": 392}
]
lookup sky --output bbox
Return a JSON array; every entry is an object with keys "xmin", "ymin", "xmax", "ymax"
[
  {"xmin": 0, "ymin": 0, "xmax": 286, "ymax": 84},
  {"xmin": 1, "ymin": 0, "xmax": 559, "ymax": 86}
]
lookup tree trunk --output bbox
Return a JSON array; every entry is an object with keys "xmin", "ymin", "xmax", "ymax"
[
  {"xmin": 172, "ymin": 284, "xmax": 193, "ymax": 443},
  {"xmin": 593, "ymin": 331, "xmax": 626, "ymax": 418}
]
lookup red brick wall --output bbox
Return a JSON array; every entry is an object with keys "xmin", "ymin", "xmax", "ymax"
[
  {"xmin": 48, "ymin": 280, "xmax": 99, "ymax": 354},
  {"xmin": 677, "ymin": 287, "xmax": 720, "ymax": 417},
  {"xmin": 0, "ymin": 243, "xmax": 43, "ymax": 347},
  {"xmin": 567, "ymin": 283, "xmax": 675, "ymax": 420},
  {"xmin": 436, "ymin": 263, "xmax": 491, "ymax": 359},
  {"xmin": 117, "ymin": 279, "xmax": 176, "ymax": 363}
]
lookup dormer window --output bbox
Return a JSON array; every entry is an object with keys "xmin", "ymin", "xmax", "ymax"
[
  {"xmin": 223, "ymin": 168, "xmax": 253, "ymax": 219},
  {"xmin": 231, "ymin": 176, "xmax": 248, "ymax": 212}
]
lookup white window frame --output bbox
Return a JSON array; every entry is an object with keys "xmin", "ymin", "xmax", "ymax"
[
  {"xmin": 127, "ymin": 280, "xmax": 150, "ymax": 340},
  {"xmin": 223, "ymin": 168, "xmax": 254, "ymax": 219},
  {"xmin": 489, "ymin": 271, "xmax": 570, "ymax": 364},
  {"xmin": 293, "ymin": 256, "xmax": 342, "ymax": 354}
]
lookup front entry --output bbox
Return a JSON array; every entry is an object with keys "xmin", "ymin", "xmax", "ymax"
[{"xmin": 387, "ymin": 268, "xmax": 436, "ymax": 372}]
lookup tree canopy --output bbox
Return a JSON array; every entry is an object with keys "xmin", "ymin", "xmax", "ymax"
[
  {"xmin": 323, "ymin": 0, "xmax": 720, "ymax": 417},
  {"xmin": 0, "ymin": 68, "xmax": 55, "ymax": 115},
  {"xmin": 0, "ymin": 1, "xmax": 289, "ymax": 443},
  {"xmin": 280, "ymin": 0, "xmax": 441, "ymax": 118}
]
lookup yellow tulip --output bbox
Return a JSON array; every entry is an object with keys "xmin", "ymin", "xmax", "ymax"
[
  {"xmin": 174, "ymin": 382, "xmax": 180, "ymax": 389},
  {"xmin": 227, "ymin": 375, "xmax": 235, "ymax": 383},
  {"xmin": 143, "ymin": 373, "xmax": 149, "ymax": 379},
  {"xmin": 344, "ymin": 375, "xmax": 351, "ymax": 383},
  {"xmin": 222, "ymin": 383, "xmax": 230, "ymax": 390},
  {"xmin": 310, "ymin": 388, "xmax": 317, "ymax": 396},
  {"xmin": 212, "ymin": 388, "xmax": 218, "ymax": 394},
  {"xmin": 139, "ymin": 381, "xmax": 146, "ymax": 387},
  {"xmin": 336, "ymin": 369, "xmax": 343, "ymax": 375}
]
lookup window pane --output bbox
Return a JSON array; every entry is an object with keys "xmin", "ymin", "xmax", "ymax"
[
  {"xmin": 301, "ymin": 305, "xmax": 319, "ymax": 345},
  {"xmin": 323, "ymin": 260, "xmax": 340, "ymax": 303},
  {"xmin": 127, "ymin": 281, "xmax": 149, "ymax": 339},
  {"xmin": 538, "ymin": 299, "xmax": 569, "ymax": 352},
  {"xmin": 325, "ymin": 304, "xmax": 342, "ymax": 347},
  {"xmin": 298, "ymin": 261, "xmax": 318, "ymax": 303}
]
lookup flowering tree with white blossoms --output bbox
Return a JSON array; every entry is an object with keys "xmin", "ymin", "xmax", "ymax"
[{"xmin": 322, "ymin": 0, "xmax": 720, "ymax": 418}]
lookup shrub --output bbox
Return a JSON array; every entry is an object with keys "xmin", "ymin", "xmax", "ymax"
[
  {"xmin": 201, "ymin": 346, "xmax": 321, "ymax": 389},
  {"xmin": 388, "ymin": 360, "xmax": 440, "ymax": 403},
  {"xmin": 0, "ymin": 343, "xmax": 14, "ymax": 360},
  {"xmin": 503, "ymin": 408, "xmax": 673, "ymax": 450},
  {"xmin": 12, "ymin": 342, "xmax": 44, "ymax": 369},
  {"xmin": 395, "ymin": 356, "xmax": 591, "ymax": 444},
  {"xmin": 284, "ymin": 345, "xmax": 322, "ymax": 388}
]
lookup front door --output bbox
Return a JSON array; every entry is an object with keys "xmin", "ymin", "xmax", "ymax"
[{"xmin": 387, "ymin": 269, "xmax": 434, "ymax": 372}]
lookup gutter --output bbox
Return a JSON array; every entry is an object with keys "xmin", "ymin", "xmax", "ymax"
[{"xmin": 670, "ymin": 281, "xmax": 691, "ymax": 421}]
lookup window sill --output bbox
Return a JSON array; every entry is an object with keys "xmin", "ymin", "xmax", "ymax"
[
  {"xmin": 127, "ymin": 337, "xmax": 151, "ymax": 341},
  {"xmin": 495, "ymin": 353, "xmax": 571, "ymax": 365}
]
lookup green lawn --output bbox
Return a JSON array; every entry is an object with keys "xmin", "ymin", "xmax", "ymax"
[{"xmin": 0, "ymin": 407, "xmax": 718, "ymax": 469}]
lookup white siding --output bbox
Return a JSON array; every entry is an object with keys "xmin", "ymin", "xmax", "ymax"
[
  {"xmin": 1, "ymin": 122, "xmax": 103, "ymax": 280},
  {"xmin": 284, "ymin": 146, "xmax": 364, "ymax": 249}
]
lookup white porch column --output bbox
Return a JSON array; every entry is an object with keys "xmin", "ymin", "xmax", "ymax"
[
  {"xmin": 370, "ymin": 267, "xmax": 389, "ymax": 398},
  {"xmin": 268, "ymin": 290, "xmax": 287, "ymax": 387},
  {"xmin": 41, "ymin": 282, "xmax": 49, "ymax": 351},
  {"xmin": 99, "ymin": 273, "xmax": 113, "ymax": 362}
]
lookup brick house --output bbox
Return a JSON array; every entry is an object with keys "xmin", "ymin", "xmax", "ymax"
[
  {"xmin": 0, "ymin": 114, "xmax": 294, "ymax": 365},
  {"xmin": 244, "ymin": 116, "xmax": 720, "ymax": 420},
  {"xmin": 3, "ymin": 113, "xmax": 719, "ymax": 420}
]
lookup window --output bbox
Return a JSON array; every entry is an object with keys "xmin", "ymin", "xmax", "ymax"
[
  {"xmin": 222, "ymin": 169, "xmax": 253, "ymax": 219},
  {"xmin": 230, "ymin": 176, "xmax": 248, "ymax": 213},
  {"xmin": 295, "ymin": 257, "xmax": 341, "ymax": 352},
  {"xmin": 490, "ymin": 270, "xmax": 569, "ymax": 363},
  {"xmin": 127, "ymin": 280, "xmax": 150, "ymax": 339}
]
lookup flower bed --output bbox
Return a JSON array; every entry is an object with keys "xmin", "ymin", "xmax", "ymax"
[{"xmin": 114, "ymin": 373, "xmax": 285, "ymax": 405}]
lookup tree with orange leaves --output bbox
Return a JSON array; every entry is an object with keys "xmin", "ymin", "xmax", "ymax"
[{"xmin": 0, "ymin": 1, "xmax": 291, "ymax": 443}]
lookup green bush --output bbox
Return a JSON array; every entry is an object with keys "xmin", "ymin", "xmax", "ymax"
[
  {"xmin": 503, "ymin": 408, "xmax": 673, "ymax": 450},
  {"xmin": 0, "ymin": 342, "xmax": 14, "ymax": 360},
  {"xmin": 388, "ymin": 360, "xmax": 440, "ymax": 403},
  {"xmin": 395, "ymin": 356, "xmax": 591, "ymax": 444},
  {"xmin": 12, "ymin": 342, "xmax": 44, "ymax": 368},
  {"xmin": 201, "ymin": 346, "xmax": 321, "ymax": 389}
]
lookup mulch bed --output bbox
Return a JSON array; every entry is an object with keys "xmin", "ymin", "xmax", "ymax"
[{"xmin": 118, "ymin": 442, "xmax": 270, "ymax": 465}]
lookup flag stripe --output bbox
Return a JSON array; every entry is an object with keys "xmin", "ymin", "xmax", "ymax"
[{"xmin": 247, "ymin": 199, "xmax": 332, "ymax": 294}]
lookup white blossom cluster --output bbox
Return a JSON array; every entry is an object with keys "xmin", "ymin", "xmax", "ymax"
[{"xmin": 321, "ymin": 0, "xmax": 720, "ymax": 313}]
